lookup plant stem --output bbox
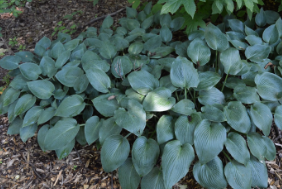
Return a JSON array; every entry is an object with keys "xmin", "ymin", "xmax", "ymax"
[
  {"xmin": 184, "ymin": 88, "xmax": 187, "ymax": 99},
  {"xmin": 78, "ymin": 124, "xmax": 85, "ymax": 127},
  {"xmin": 221, "ymin": 73, "xmax": 229, "ymax": 92},
  {"xmin": 125, "ymin": 133, "xmax": 131, "ymax": 139},
  {"xmin": 215, "ymin": 50, "xmax": 218, "ymax": 72},
  {"xmin": 175, "ymin": 91, "xmax": 180, "ymax": 101},
  {"xmin": 222, "ymin": 151, "xmax": 232, "ymax": 162}
]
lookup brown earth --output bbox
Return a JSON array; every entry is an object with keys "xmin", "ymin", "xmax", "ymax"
[{"xmin": 0, "ymin": 0, "xmax": 282, "ymax": 188}]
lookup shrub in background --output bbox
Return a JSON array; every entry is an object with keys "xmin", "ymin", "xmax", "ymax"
[{"xmin": 0, "ymin": 3, "xmax": 282, "ymax": 189}]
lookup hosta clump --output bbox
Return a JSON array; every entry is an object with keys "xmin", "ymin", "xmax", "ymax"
[{"xmin": 0, "ymin": 4, "xmax": 281, "ymax": 188}]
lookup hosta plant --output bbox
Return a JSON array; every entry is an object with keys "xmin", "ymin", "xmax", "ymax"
[{"xmin": 0, "ymin": 5, "xmax": 281, "ymax": 189}]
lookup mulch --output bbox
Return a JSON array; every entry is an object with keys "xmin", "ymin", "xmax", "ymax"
[{"xmin": 0, "ymin": 0, "xmax": 282, "ymax": 188}]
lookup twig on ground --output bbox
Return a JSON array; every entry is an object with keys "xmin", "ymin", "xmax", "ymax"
[{"xmin": 79, "ymin": 8, "xmax": 125, "ymax": 29}]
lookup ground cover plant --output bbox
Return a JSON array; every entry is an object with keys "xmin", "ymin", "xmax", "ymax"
[{"xmin": 0, "ymin": 3, "xmax": 282, "ymax": 188}]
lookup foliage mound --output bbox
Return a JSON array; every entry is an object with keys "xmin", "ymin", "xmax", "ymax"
[{"xmin": 1, "ymin": 4, "xmax": 282, "ymax": 188}]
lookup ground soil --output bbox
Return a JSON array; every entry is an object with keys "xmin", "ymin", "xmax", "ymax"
[{"xmin": 0, "ymin": 0, "xmax": 282, "ymax": 188}]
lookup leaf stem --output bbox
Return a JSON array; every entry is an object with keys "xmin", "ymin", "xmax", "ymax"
[
  {"xmin": 125, "ymin": 133, "xmax": 131, "ymax": 139},
  {"xmin": 184, "ymin": 88, "xmax": 187, "ymax": 99},
  {"xmin": 175, "ymin": 91, "xmax": 180, "ymax": 102},
  {"xmin": 221, "ymin": 73, "xmax": 229, "ymax": 92},
  {"xmin": 215, "ymin": 50, "xmax": 218, "ymax": 72},
  {"xmin": 222, "ymin": 151, "xmax": 232, "ymax": 162},
  {"xmin": 78, "ymin": 124, "xmax": 85, "ymax": 127}
]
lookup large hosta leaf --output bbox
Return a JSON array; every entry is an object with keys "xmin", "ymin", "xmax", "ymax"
[
  {"xmin": 23, "ymin": 106, "xmax": 43, "ymax": 127},
  {"xmin": 245, "ymin": 44, "xmax": 271, "ymax": 63},
  {"xmin": 39, "ymin": 56, "xmax": 57, "ymax": 78},
  {"xmin": 193, "ymin": 156, "xmax": 227, "ymax": 189},
  {"xmin": 224, "ymin": 160, "xmax": 252, "ymax": 189},
  {"xmin": 174, "ymin": 113, "xmax": 202, "ymax": 145},
  {"xmin": 55, "ymin": 95, "xmax": 86, "ymax": 117},
  {"xmin": 249, "ymin": 155, "xmax": 268, "ymax": 188},
  {"xmin": 37, "ymin": 124, "xmax": 49, "ymax": 151},
  {"xmin": 161, "ymin": 140, "xmax": 195, "ymax": 189},
  {"xmin": 84, "ymin": 116, "xmax": 101, "ymax": 145},
  {"xmin": 27, "ymin": 80, "xmax": 55, "ymax": 100},
  {"xmin": 171, "ymin": 99, "xmax": 195, "ymax": 115},
  {"xmin": 19, "ymin": 63, "xmax": 42, "ymax": 80},
  {"xmin": 111, "ymin": 56, "xmax": 132, "ymax": 79},
  {"xmin": 114, "ymin": 98, "xmax": 146, "ymax": 136},
  {"xmin": 156, "ymin": 115, "xmax": 174, "ymax": 145},
  {"xmin": 7, "ymin": 117, "xmax": 23, "ymax": 135},
  {"xmin": 81, "ymin": 50, "xmax": 110, "ymax": 72},
  {"xmin": 2, "ymin": 87, "xmax": 20, "ymax": 107},
  {"xmin": 262, "ymin": 136, "xmax": 276, "ymax": 161},
  {"xmin": 194, "ymin": 120, "xmax": 226, "ymax": 164},
  {"xmin": 92, "ymin": 94, "xmax": 119, "ymax": 117},
  {"xmin": 99, "ymin": 117, "xmax": 122, "ymax": 144},
  {"xmin": 55, "ymin": 139, "xmax": 75, "ymax": 160},
  {"xmin": 141, "ymin": 167, "xmax": 165, "ymax": 189},
  {"xmin": 128, "ymin": 70, "xmax": 159, "ymax": 95},
  {"xmin": 198, "ymin": 87, "xmax": 225, "ymax": 106},
  {"xmin": 196, "ymin": 71, "xmax": 221, "ymax": 91},
  {"xmin": 37, "ymin": 107, "xmax": 56, "ymax": 125},
  {"xmin": 274, "ymin": 105, "xmax": 282, "ymax": 130},
  {"xmin": 225, "ymin": 132, "xmax": 250, "ymax": 166},
  {"xmin": 132, "ymin": 137, "xmax": 160, "ymax": 177},
  {"xmin": 99, "ymin": 41, "xmax": 117, "ymax": 59},
  {"xmin": 201, "ymin": 105, "xmax": 226, "ymax": 122},
  {"xmin": 0, "ymin": 55, "xmax": 21, "ymax": 70},
  {"xmin": 187, "ymin": 38, "xmax": 211, "ymax": 66},
  {"xmin": 250, "ymin": 102, "xmax": 272, "ymax": 136},
  {"xmin": 233, "ymin": 84, "xmax": 260, "ymax": 104},
  {"xmin": 20, "ymin": 123, "xmax": 38, "ymax": 143},
  {"xmin": 14, "ymin": 94, "xmax": 36, "ymax": 116},
  {"xmin": 44, "ymin": 118, "xmax": 79, "ymax": 150},
  {"xmin": 170, "ymin": 56, "xmax": 199, "ymax": 88},
  {"xmin": 247, "ymin": 133, "xmax": 266, "ymax": 161},
  {"xmin": 118, "ymin": 159, "xmax": 141, "ymax": 189},
  {"xmin": 101, "ymin": 135, "xmax": 130, "ymax": 172},
  {"xmin": 263, "ymin": 24, "xmax": 279, "ymax": 44},
  {"xmin": 143, "ymin": 87, "xmax": 175, "ymax": 112},
  {"xmin": 255, "ymin": 72, "xmax": 282, "ymax": 101},
  {"xmin": 224, "ymin": 101, "xmax": 251, "ymax": 133},
  {"xmin": 55, "ymin": 66, "xmax": 84, "ymax": 87},
  {"xmin": 204, "ymin": 23, "xmax": 229, "ymax": 52},
  {"xmin": 220, "ymin": 47, "xmax": 242, "ymax": 75},
  {"xmin": 86, "ymin": 67, "xmax": 111, "ymax": 93}
]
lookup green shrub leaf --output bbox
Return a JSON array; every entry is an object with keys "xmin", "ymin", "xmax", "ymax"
[
  {"xmin": 255, "ymin": 72, "xmax": 282, "ymax": 101},
  {"xmin": 39, "ymin": 56, "xmax": 57, "ymax": 78},
  {"xmin": 19, "ymin": 63, "xmax": 42, "ymax": 80},
  {"xmin": 55, "ymin": 66, "xmax": 84, "ymax": 87},
  {"xmin": 175, "ymin": 113, "xmax": 202, "ymax": 145},
  {"xmin": 170, "ymin": 56, "xmax": 199, "ymax": 88},
  {"xmin": 7, "ymin": 117, "xmax": 23, "ymax": 135},
  {"xmin": 37, "ymin": 107, "xmax": 56, "ymax": 125},
  {"xmin": 51, "ymin": 42, "xmax": 66, "ymax": 59},
  {"xmin": 204, "ymin": 23, "xmax": 229, "ymax": 52},
  {"xmin": 55, "ymin": 95, "xmax": 85, "ymax": 117},
  {"xmin": 23, "ymin": 106, "xmax": 43, "ymax": 127},
  {"xmin": 55, "ymin": 50, "xmax": 70, "ymax": 68},
  {"xmin": 171, "ymin": 99, "xmax": 195, "ymax": 115},
  {"xmin": 274, "ymin": 105, "xmax": 282, "ymax": 130},
  {"xmin": 141, "ymin": 167, "xmax": 165, "ymax": 189},
  {"xmin": 44, "ymin": 118, "xmax": 79, "ymax": 150},
  {"xmin": 98, "ymin": 117, "xmax": 122, "ymax": 144},
  {"xmin": 111, "ymin": 56, "xmax": 132, "ymax": 78},
  {"xmin": 198, "ymin": 87, "xmax": 225, "ymax": 106},
  {"xmin": 99, "ymin": 41, "xmax": 117, "ymax": 59},
  {"xmin": 118, "ymin": 158, "xmax": 140, "ymax": 189},
  {"xmin": 55, "ymin": 139, "xmax": 75, "ymax": 160},
  {"xmin": 132, "ymin": 136, "xmax": 160, "ymax": 177},
  {"xmin": 14, "ymin": 94, "xmax": 36, "ymax": 116},
  {"xmin": 194, "ymin": 120, "xmax": 226, "ymax": 164},
  {"xmin": 250, "ymin": 102, "xmax": 272, "ymax": 136},
  {"xmin": 224, "ymin": 101, "xmax": 251, "ymax": 133},
  {"xmin": 0, "ymin": 55, "xmax": 21, "ymax": 70},
  {"xmin": 233, "ymin": 84, "xmax": 260, "ymax": 104},
  {"xmin": 81, "ymin": 50, "xmax": 110, "ymax": 72},
  {"xmin": 37, "ymin": 124, "xmax": 49, "ymax": 151},
  {"xmin": 156, "ymin": 115, "xmax": 174, "ymax": 145},
  {"xmin": 220, "ymin": 47, "xmax": 243, "ymax": 75},
  {"xmin": 225, "ymin": 132, "xmax": 250, "ymax": 165},
  {"xmin": 27, "ymin": 80, "xmax": 55, "ymax": 100},
  {"xmin": 162, "ymin": 140, "xmax": 195, "ymax": 189},
  {"xmin": 245, "ymin": 44, "xmax": 271, "ymax": 63},
  {"xmin": 196, "ymin": 71, "xmax": 221, "ymax": 91},
  {"xmin": 128, "ymin": 42, "xmax": 144, "ymax": 55},
  {"xmin": 247, "ymin": 133, "xmax": 266, "ymax": 161},
  {"xmin": 187, "ymin": 38, "xmax": 211, "ymax": 66},
  {"xmin": 193, "ymin": 156, "xmax": 227, "ymax": 189},
  {"xmin": 201, "ymin": 105, "xmax": 226, "ymax": 122},
  {"xmin": 144, "ymin": 35, "xmax": 162, "ymax": 52},
  {"xmin": 93, "ymin": 94, "xmax": 119, "ymax": 117},
  {"xmin": 262, "ymin": 136, "xmax": 276, "ymax": 161},
  {"xmin": 249, "ymin": 155, "xmax": 268, "ymax": 188},
  {"xmin": 101, "ymin": 135, "xmax": 130, "ymax": 172},
  {"xmin": 160, "ymin": 26, "xmax": 172, "ymax": 43},
  {"xmin": 143, "ymin": 87, "xmax": 175, "ymax": 112},
  {"xmin": 101, "ymin": 16, "xmax": 113, "ymax": 28},
  {"xmin": 170, "ymin": 17, "xmax": 185, "ymax": 32},
  {"xmin": 224, "ymin": 160, "xmax": 252, "ymax": 189},
  {"xmin": 20, "ymin": 123, "xmax": 38, "ymax": 143},
  {"xmin": 84, "ymin": 116, "xmax": 101, "ymax": 145},
  {"xmin": 86, "ymin": 67, "xmax": 111, "ymax": 93},
  {"xmin": 2, "ymin": 87, "xmax": 20, "ymax": 107}
]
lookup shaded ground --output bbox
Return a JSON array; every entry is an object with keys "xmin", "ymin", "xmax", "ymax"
[{"xmin": 0, "ymin": 0, "xmax": 282, "ymax": 188}]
